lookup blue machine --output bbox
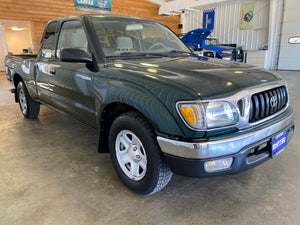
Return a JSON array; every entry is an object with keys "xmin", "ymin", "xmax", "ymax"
[{"xmin": 182, "ymin": 28, "xmax": 244, "ymax": 62}]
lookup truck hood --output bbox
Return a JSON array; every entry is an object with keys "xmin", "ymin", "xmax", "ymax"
[
  {"xmin": 109, "ymin": 56, "xmax": 282, "ymax": 99},
  {"xmin": 181, "ymin": 29, "xmax": 238, "ymax": 52},
  {"xmin": 181, "ymin": 28, "xmax": 211, "ymax": 47}
]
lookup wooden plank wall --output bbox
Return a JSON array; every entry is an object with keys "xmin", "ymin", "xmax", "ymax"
[{"xmin": 0, "ymin": 0, "xmax": 180, "ymax": 53}]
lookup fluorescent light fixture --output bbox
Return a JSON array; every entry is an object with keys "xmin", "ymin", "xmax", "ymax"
[{"xmin": 11, "ymin": 27, "xmax": 25, "ymax": 31}]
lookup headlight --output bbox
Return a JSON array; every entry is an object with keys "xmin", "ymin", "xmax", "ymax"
[
  {"xmin": 177, "ymin": 101, "xmax": 238, "ymax": 130},
  {"xmin": 206, "ymin": 101, "xmax": 238, "ymax": 128}
]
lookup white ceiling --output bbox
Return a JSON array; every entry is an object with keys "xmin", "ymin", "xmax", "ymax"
[
  {"xmin": 147, "ymin": 0, "xmax": 241, "ymax": 15},
  {"xmin": 147, "ymin": 0, "xmax": 173, "ymax": 5}
]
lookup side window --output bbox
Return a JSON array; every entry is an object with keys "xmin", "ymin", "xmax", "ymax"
[
  {"xmin": 56, "ymin": 20, "xmax": 89, "ymax": 58},
  {"xmin": 40, "ymin": 21, "xmax": 58, "ymax": 58},
  {"xmin": 289, "ymin": 36, "xmax": 300, "ymax": 44}
]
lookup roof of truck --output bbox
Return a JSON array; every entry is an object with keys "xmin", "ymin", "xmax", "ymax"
[{"xmin": 48, "ymin": 14, "xmax": 157, "ymax": 23}]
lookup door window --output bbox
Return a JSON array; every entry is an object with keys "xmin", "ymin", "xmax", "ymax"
[{"xmin": 56, "ymin": 20, "xmax": 89, "ymax": 58}]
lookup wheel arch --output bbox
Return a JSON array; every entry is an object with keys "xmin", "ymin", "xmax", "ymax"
[
  {"xmin": 98, "ymin": 102, "xmax": 147, "ymax": 153},
  {"xmin": 13, "ymin": 73, "xmax": 23, "ymax": 103},
  {"xmin": 97, "ymin": 99, "xmax": 183, "ymax": 153},
  {"xmin": 94, "ymin": 78, "xmax": 187, "ymax": 153}
]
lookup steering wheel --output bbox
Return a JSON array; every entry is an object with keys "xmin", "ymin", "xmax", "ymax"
[{"xmin": 148, "ymin": 43, "xmax": 169, "ymax": 51}]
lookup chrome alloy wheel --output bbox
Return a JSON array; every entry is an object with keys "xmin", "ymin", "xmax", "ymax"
[
  {"xmin": 19, "ymin": 89, "xmax": 27, "ymax": 115},
  {"xmin": 115, "ymin": 130, "xmax": 147, "ymax": 181}
]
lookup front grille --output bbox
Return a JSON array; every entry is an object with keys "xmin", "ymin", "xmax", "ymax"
[
  {"xmin": 203, "ymin": 51, "xmax": 214, "ymax": 58},
  {"xmin": 249, "ymin": 86, "xmax": 288, "ymax": 122}
]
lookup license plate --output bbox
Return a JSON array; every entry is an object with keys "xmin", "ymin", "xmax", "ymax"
[{"xmin": 272, "ymin": 131, "xmax": 287, "ymax": 158}]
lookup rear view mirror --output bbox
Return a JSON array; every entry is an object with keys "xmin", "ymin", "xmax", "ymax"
[
  {"xmin": 41, "ymin": 49, "xmax": 52, "ymax": 58},
  {"xmin": 60, "ymin": 48, "xmax": 92, "ymax": 63},
  {"xmin": 126, "ymin": 24, "xmax": 143, "ymax": 31}
]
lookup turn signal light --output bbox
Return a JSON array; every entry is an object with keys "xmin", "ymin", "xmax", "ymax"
[
  {"xmin": 178, "ymin": 103, "xmax": 205, "ymax": 129},
  {"xmin": 180, "ymin": 107, "xmax": 196, "ymax": 124},
  {"xmin": 221, "ymin": 50, "xmax": 229, "ymax": 54}
]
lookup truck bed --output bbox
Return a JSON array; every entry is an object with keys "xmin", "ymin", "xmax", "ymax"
[
  {"xmin": 10, "ymin": 54, "xmax": 37, "ymax": 59},
  {"xmin": 4, "ymin": 54, "xmax": 37, "ymax": 82}
]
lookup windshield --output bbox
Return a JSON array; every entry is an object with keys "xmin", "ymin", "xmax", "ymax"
[
  {"xmin": 205, "ymin": 38, "xmax": 221, "ymax": 46},
  {"xmin": 90, "ymin": 17, "xmax": 191, "ymax": 57}
]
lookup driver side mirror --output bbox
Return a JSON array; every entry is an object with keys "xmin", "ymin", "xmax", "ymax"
[{"xmin": 60, "ymin": 48, "xmax": 92, "ymax": 64}]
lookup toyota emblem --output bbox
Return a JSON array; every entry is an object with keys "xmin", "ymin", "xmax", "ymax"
[{"xmin": 270, "ymin": 95, "xmax": 277, "ymax": 108}]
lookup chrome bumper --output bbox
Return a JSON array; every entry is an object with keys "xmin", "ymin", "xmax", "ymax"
[{"xmin": 157, "ymin": 107, "xmax": 294, "ymax": 159}]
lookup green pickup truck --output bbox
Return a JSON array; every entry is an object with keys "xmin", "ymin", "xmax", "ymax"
[{"xmin": 5, "ymin": 14, "xmax": 295, "ymax": 195}]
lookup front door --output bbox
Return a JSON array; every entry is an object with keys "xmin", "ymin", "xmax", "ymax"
[
  {"xmin": 36, "ymin": 21, "xmax": 58, "ymax": 103},
  {"xmin": 48, "ymin": 20, "xmax": 96, "ymax": 126}
]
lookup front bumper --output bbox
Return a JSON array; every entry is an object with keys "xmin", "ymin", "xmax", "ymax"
[
  {"xmin": 157, "ymin": 107, "xmax": 295, "ymax": 177},
  {"xmin": 221, "ymin": 53, "xmax": 244, "ymax": 62}
]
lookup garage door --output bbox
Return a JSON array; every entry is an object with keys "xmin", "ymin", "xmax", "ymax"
[{"xmin": 278, "ymin": 0, "xmax": 300, "ymax": 70}]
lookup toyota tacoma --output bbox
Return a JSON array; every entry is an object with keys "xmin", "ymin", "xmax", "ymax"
[{"xmin": 5, "ymin": 15, "xmax": 294, "ymax": 195}]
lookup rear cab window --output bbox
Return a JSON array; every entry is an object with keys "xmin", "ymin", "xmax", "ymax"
[{"xmin": 40, "ymin": 21, "xmax": 58, "ymax": 59}]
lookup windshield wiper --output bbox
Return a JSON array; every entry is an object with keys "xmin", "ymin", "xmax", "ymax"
[
  {"xmin": 105, "ymin": 50, "xmax": 196, "ymax": 59},
  {"xmin": 168, "ymin": 50, "xmax": 196, "ymax": 56},
  {"xmin": 105, "ymin": 52, "xmax": 164, "ymax": 59}
]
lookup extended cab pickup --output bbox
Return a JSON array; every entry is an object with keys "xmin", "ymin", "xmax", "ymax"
[{"xmin": 5, "ymin": 15, "xmax": 295, "ymax": 195}]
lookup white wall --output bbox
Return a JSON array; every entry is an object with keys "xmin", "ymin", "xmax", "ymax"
[
  {"xmin": 0, "ymin": 23, "xmax": 8, "ymax": 71},
  {"xmin": 277, "ymin": 0, "xmax": 300, "ymax": 70},
  {"xmin": 5, "ymin": 28, "xmax": 32, "ymax": 54},
  {"xmin": 182, "ymin": 0, "xmax": 270, "ymax": 51},
  {"xmin": 247, "ymin": 50, "xmax": 266, "ymax": 68}
]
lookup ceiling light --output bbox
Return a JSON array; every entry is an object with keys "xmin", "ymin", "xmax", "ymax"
[{"xmin": 11, "ymin": 27, "xmax": 25, "ymax": 31}]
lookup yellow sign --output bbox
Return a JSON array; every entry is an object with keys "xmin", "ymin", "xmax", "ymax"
[{"xmin": 239, "ymin": 1, "xmax": 256, "ymax": 30}]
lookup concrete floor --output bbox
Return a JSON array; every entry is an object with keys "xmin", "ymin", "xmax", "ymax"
[{"xmin": 0, "ymin": 71, "xmax": 299, "ymax": 225}]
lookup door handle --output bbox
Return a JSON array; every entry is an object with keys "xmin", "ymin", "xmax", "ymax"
[{"xmin": 49, "ymin": 69, "xmax": 56, "ymax": 75}]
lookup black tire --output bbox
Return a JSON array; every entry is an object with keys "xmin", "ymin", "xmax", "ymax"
[
  {"xmin": 17, "ymin": 81, "xmax": 40, "ymax": 119},
  {"xmin": 109, "ymin": 111, "xmax": 172, "ymax": 195}
]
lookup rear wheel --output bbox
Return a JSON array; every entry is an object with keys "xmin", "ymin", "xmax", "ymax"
[
  {"xmin": 17, "ymin": 81, "xmax": 40, "ymax": 119},
  {"xmin": 109, "ymin": 112, "xmax": 172, "ymax": 195}
]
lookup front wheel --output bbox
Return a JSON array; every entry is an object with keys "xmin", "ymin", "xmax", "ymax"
[
  {"xmin": 17, "ymin": 81, "xmax": 40, "ymax": 119},
  {"xmin": 109, "ymin": 112, "xmax": 172, "ymax": 195}
]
